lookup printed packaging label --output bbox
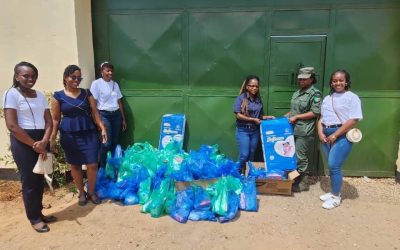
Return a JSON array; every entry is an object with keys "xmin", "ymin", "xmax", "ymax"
[
  {"xmin": 158, "ymin": 114, "xmax": 186, "ymax": 150},
  {"xmin": 260, "ymin": 117, "xmax": 297, "ymax": 171}
]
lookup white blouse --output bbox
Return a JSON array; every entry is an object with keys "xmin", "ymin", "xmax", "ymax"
[{"xmin": 321, "ymin": 91, "xmax": 363, "ymax": 125}]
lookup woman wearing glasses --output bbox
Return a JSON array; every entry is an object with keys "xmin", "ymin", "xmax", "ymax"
[
  {"xmin": 233, "ymin": 75, "xmax": 274, "ymax": 175},
  {"xmin": 50, "ymin": 65, "xmax": 107, "ymax": 206},
  {"xmin": 2, "ymin": 62, "xmax": 54, "ymax": 233}
]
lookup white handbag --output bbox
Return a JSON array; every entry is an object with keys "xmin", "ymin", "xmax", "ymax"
[
  {"xmin": 33, "ymin": 152, "xmax": 54, "ymax": 191},
  {"xmin": 346, "ymin": 128, "xmax": 363, "ymax": 143}
]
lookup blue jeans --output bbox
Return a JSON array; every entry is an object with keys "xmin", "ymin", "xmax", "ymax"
[
  {"xmin": 321, "ymin": 127, "xmax": 353, "ymax": 195},
  {"xmin": 236, "ymin": 127, "xmax": 260, "ymax": 173},
  {"xmin": 99, "ymin": 110, "xmax": 122, "ymax": 168}
]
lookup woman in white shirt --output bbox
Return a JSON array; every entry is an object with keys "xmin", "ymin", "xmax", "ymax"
[
  {"xmin": 317, "ymin": 70, "xmax": 363, "ymax": 210},
  {"xmin": 2, "ymin": 61, "xmax": 54, "ymax": 232},
  {"xmin": 90, "ymin": 62, "xmax": 126, "ymax": 168}
]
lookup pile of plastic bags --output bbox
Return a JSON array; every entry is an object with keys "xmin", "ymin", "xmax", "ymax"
[{"xmin": 95, "ymin": 142, "xmax": 258, "ymax": 223}]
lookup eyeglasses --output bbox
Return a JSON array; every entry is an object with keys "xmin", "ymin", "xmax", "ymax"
[
  {"xmin": 247, "ymin": 85, "xmax": 259, "ymax": 88},
  {"xmin": 70, "ymin": 76, "xmax": 83, "ymax": 81}
]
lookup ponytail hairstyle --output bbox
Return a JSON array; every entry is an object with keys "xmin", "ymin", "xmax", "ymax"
[
  {"xmin": 63, "ymin": 65, "xmax": 81, "ymax": 87},
  {"xmin": 329, "ymin": 69, "xmax": 351, "ymax": 95},
  {"xmin": 238, "ymin": 75, "xmax": 261, "ymax": 116},
  {"xmin": 13, "ymin": 61, "xmax": 38, "ymax": 88}
]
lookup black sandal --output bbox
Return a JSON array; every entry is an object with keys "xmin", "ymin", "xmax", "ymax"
[
  {"xmin": 87, "ymin": 193, "xmax": 101, "ymax": 205},
  {"xmin": 78, "ymin": 192, "xmax": 87, "ymax": 206},
  {"xmin": 32, "ymin": 222, "xmax": 50, "ymax": 233}
]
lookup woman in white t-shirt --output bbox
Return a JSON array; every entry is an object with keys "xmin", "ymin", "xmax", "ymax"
[
  {"xmin": 317, "ymin": 70, "xmax": 363, "ymax": 210},
  {"xmin": 90, "ymin": 62, "xmax": 126, "ymax": 168},
  {"xmin": 2, "ymin": 62, "xmax": 54, "ymax": 232}
]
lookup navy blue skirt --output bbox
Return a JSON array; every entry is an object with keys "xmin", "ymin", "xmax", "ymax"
[{"xmin": 60, "ymin": 129, "xmax": 100, "ymax": 165}]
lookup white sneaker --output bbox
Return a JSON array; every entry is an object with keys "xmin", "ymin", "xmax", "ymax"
[
  {"xmin": 319, "ymin": 192, "xmax": 334, "ymax": 202},
  {"xmin": 322, "ymin": 195, "xmax": 341, "ymax": 210}
]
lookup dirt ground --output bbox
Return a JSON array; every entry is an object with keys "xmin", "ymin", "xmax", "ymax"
[{"xmin": 1, "ymin": 167, "xmax": 400, "ymax": 250}]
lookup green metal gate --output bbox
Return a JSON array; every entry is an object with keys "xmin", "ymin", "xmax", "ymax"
[{"xmin": 92, "ymin": 0, "xmax": 400, "ymax": 176}]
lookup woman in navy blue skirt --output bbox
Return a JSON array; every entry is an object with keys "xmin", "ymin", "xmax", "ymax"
[
  {"xmin": 3, "ymin": 61, "xmax": 54, "ymax": 233},
  {"xmin": 50, "ymin": 65, "xmax": 107, "ymax": 206}
]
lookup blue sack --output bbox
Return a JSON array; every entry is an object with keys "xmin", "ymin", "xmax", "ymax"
[
  {"xmin": 169, "ymin": 187, "xmax": 194, "ymax": 223},
  {"xmin": 239, "ymin": 177, "xmax": 258, "ymax": 212},
  {"xmin": 188, "ymin": 210, "xmax": 217, "ymax": 221},
  {"xmin": 218, "ymin": 191, "xmax": 240, "ymax": 223}
]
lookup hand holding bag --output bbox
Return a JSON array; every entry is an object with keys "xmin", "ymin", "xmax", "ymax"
[
  {"xmin": 331, "ymin": 96, "xmax": 362, "ymax": 143},
  {"xmin": 33, "ymin": 152, "xmax": 54, "ymax": 191}
]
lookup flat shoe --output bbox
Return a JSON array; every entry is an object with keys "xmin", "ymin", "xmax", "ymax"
[
  {"xmin": 87, "ymin": 193, "xmax": 101, "ymax": 205},
  {"xmin": 42, "ymin": 215, "xmax": 57, "ymax": 223},
  {"xmin": 78, "ymin": 192, "xmax": 87, "ymax": 206},
  {"xmin": 32, "ymin": 223, "xmax": 50, "ymax": 233}
]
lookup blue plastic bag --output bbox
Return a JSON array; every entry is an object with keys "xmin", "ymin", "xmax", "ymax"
[
  {"xmin": 239, "ymin": 177, "xmax": 258, "ymax": 212},
  {"xmin": 218, "ymin": 191, "xmax": 240, "ymax": 223}
]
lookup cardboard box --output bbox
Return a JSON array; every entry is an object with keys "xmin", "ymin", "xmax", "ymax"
[
  {"xmin": 174, "ymin": 178, "xmax": 218, "ymax": 192},
  {"xmin": 246, "ymin": 162, "xmax": 299, "ymax": 196}
]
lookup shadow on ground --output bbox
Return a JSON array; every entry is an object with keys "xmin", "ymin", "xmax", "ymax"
[{"xmin": 309, "ymin": 176, "xmax": 359, "ymax": 200}]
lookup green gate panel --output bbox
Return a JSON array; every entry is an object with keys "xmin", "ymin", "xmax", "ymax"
[
  {"xmin": 92, "ymin": 1, "xmax": 400, "ymax": 176},
  {"xmin": 120, "ymin": 95, "xmax": 184, "ymax": 148},
  {"xmin": 268, "ymin": 35, "xmax": 326, "ymax": 116},
  {"xmin": 188, "ymin": 11, "xmax": 265, "ymax": 88},
  {"xmin": 334, "ymin": 8, "xmax": 400, "ymax": 91},
  {"xmin": 108, "ymin": 13, "xmax": 184, "ymax": 89},
  {"xmin": 272, "ymin": 9, "xmax": 330, "ymax": 31},
  {"xmin": 186, "ymin": 96, "xmax": 237, "ymax": 158},
  {"xmin": 339, "ymin": 94, "xmax": 400, "ymax": 176}
]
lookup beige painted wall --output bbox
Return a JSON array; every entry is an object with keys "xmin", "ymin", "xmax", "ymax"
[{"xmin": 0, "ymin": 0, "xmax": 94, "ymax": 159}]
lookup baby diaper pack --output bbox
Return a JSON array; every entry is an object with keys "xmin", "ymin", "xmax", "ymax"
[
  {"xmin": 260, "ymin": 117, "xmax": 297, "ymax": 171},
  {"xmin": 158, "ymin": 114, "xmax": 186, "ymax": 150}
]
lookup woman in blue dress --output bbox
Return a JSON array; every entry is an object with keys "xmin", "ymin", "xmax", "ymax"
[{"xmin": 50, "ymin": 65, "xmax": 107, "ymax": 205}]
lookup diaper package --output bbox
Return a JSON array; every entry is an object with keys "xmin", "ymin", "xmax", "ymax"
[
  {"xmin": 260, "ymin": 117, "xmax": 297, "ymax": 171},
  {"xmin": 158, "ymin": 114, "xmax": 186, "ymax": 150}
]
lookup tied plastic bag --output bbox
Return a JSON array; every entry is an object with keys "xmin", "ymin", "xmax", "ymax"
[
  {"xmin": 188, "ymin": 210, "xmax": 217, "ymax": 221},
  {"xmin": 207, "ymin": 176, "xmax": 242, "ymax": 216},
  {"xmin": 142, "ymin": 178, "xmax": 173, "ymax": 218},
  {"xmin": 247, "ymin": 161, "xmax": 267, "ymax": 178},
  {"xmin": 193, "ymin": 186, "xmax": 212, "ymax": 210},
  {"xmin": 138, "ymin": 178, "xmax": 152, "ymax": 204},
  {"xmin": 239, "ymin": 177, "xmax": 258, "ymax": 212},
  {"xmin": 218, "ymin": 191, "xmax": 240, "ymax": 223},
  {"xmin": 169, "ymin": 187, "xmax": 194, "ymax": 223}
]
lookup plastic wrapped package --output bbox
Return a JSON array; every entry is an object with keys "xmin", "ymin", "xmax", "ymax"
[
  {"xmin": 168, "ymin": 187, "xmax": 194, "ymax": 223},
  {"xmin": 218, "ymin": 191, "xmax": 240, "ymax": 223},
  {"xmin": 239, "ymin": 177, "xmax": 258, "ymax": 212}
]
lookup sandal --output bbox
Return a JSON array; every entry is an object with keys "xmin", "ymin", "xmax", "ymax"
[
  {"xmin": 42, "ymin": 215, "xmax": 57, "ymax": 223},
  {"xmin": 32, "ymin": 221, "xmax": 50, "ymax": 233},
  {"xmin": 87, "ymin": 193, "xmax": 101, "ymax": 205},
  {"xmin": 78, "ymin": 192, "xmax": 87, "ymax": 206}
]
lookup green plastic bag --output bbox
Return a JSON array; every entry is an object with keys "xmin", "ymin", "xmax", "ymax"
[
  {"xmin": 207, "ymin": 176, "xmax": 242, "ymax": 216},
  {"xmin": 138, "ymin": 178, "xmax": 152, "ymax": 205}
]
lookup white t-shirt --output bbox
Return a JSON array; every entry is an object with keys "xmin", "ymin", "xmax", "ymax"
[
  {"xmin": 90, "ymin": 78, "xmax": 123, "ymax": 111},
  {"xmin": 2, "ymin": 88, "xmax": 49, "ymax": 129},
  {"xmin": 321, "ymin": 91, "xmax": 363, "ymax": 125}
]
